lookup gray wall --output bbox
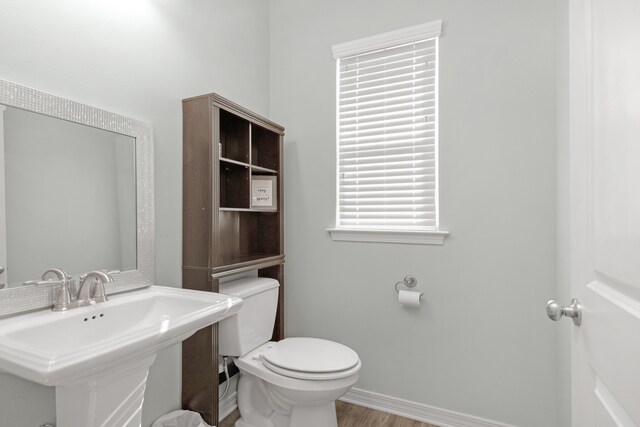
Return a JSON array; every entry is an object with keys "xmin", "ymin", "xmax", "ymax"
[
  {"xmin": 0, "ymin": 1, "xmax": 270, "ymax": 425},
  {"xmin": 269, "ymin": 1, "xmax": 559, "ymax": 426}
]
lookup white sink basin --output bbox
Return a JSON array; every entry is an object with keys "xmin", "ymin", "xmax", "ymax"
[
  {"xmin": 0, "ymin": 285, "xmax": 242, "ymax": 385},
  {"xmin": 0, "ymin": 286, "xmax": 243, "ymax": 427}
]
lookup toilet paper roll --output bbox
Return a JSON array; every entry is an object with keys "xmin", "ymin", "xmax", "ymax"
[{"xmin": 398, "ymin": 290, "xmax": 422, "ymax": 308}]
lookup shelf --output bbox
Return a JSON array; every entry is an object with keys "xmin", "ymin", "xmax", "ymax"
[
  {"xmin": 211, "ymin": 254, "xmax": 285, "ymax": 278},
  {"xmin": 221, "ymin": 157, "xmax": 250, "ymax": 168},
  {"xmin": 219, "ymin": 207, "xmax": 252, "ymax": 212},
  {"xmin": 251, "ymin": 164, "xmax": 277, "ymax": 174},
  {"xmin": 220, "ymin": 159, "xmax": 277, "ymax": 175},
  {"xmin": 219, "ymin": 207, "xmax": 278, "ymax": 213}
]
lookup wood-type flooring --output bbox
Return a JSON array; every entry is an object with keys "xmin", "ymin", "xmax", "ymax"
[{"xmin": 218, "ymin": 400, "xmax": 439, "ymax": 427}]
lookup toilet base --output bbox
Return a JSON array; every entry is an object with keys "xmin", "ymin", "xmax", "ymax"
[
  {"xmin": 235, "ymin": 402, "xmax": 338, "ymax": 427},
  {"xmin": 232, "ymin": 342, "xmax": 359, "ymax": 427},
  {"xmin": 234, "ymin": 369, "xmax": 344, "ymax": 427},
  {"xmin": 290, "ymin": 402, "xmax": 338, "ymax": 427}
]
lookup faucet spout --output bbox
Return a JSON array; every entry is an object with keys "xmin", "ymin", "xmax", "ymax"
[{"xmin": 77, "ymin": 271, "xmax": 114, "ymax": 305}]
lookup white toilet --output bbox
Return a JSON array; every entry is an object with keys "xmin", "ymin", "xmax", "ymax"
[{"xmin": 219, "ymin": 277, "xmax": 361, "ymax": 427}]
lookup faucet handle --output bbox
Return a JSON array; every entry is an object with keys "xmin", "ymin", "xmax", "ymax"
[
  {"xmin": 42, "ymin": 268, "xmax": 70, "ymax": 284},
  {"xmin": 23, "ymin": 268, "xmax": 71, "ymax": 287}
]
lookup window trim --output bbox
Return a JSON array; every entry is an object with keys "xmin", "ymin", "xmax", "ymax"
[
  {"xmin": 331, "ymin": 20, "xmax": 443, "ymax": 59},
  {"xmin": 329, "ymin": 20, "xmax": 448, "ymax": 245},
  {"xmin": 327, "ymin": 228, "xmax": 449, "ymax": 245}
]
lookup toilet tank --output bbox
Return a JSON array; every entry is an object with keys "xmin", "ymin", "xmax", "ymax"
[{"xmin": 218, "ymin": 277, "xmax": 279, "ymax": 357}]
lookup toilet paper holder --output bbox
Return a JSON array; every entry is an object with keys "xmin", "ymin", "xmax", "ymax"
[{"xmin": 394, "ymin": 275, "xmax": 423, "ymax": 298}]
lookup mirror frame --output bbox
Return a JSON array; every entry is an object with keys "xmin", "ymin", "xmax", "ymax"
[{"xmin": 0, "ymin": 78, "xmax": 154, "ymax": 317}]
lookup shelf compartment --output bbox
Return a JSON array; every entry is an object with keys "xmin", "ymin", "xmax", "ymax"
[
  {"xmin": 250, "ymin": 175, "xmax": 277, "ymax": 211},
  {"xmin": 219, "ymin": 161, "xmax": 250, "ymax": 209},
  {"xmin": 251, "ymin": 124, "xmax": 280, "ymax": 171},
  {"xmin": 220, "ymin": 109, "xmax": 250, "ymax": 163},
  {"xmin": 217, "ymin": 210, "xmax": 281, "ymax": 266}
]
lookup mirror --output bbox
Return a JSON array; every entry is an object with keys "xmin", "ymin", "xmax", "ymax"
[
  {"xmin": 1, "ymin": 106, "xmax": 137, "ymax": 287},
  {"xmin": 0, "ymin": 78, "xmax": 154, "ymax": 316}
]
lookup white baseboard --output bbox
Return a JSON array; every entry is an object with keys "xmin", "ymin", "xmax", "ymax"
[
  {"xmin": 340, "ymin": 388, "xmax": 516, "ymax": 427},
  {"xmin": 219, "ymin": 390, "xmax": 238, "ymax": 421},
  {"xmin": 217, "ymin": 387, "xmax": 515, "ymax": 427}
]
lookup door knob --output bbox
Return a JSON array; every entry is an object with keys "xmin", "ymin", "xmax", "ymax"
[{"xmin": 546, "ymin": 298, "xmax": 582, "ymax": 326}]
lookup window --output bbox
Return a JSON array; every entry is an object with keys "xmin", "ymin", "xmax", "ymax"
[{"xmin": 328, "ymin": 21, "xmax": 448, "ymax": 245}]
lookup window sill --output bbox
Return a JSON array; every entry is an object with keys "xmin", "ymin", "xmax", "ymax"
[{"xmin": 327, "ymin": 228, "xmax": 449, "ymax": 245}]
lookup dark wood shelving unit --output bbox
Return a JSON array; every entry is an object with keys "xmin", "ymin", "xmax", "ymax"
[{"xmin": 182, "ymin": 93, "xmax": 285, "ymax": 425}]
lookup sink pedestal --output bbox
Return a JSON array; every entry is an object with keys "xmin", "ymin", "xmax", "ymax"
[{"xmin": 56, "ymin": 355, "xmax": 156, "ymax": 427}]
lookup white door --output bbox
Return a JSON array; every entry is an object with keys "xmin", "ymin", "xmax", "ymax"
[{"xmin": 566, "ymin": 0, "xmax": 640, "ymax": 426}]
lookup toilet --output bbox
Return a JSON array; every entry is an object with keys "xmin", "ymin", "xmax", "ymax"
[{"xmin": 219, "ymin": 277, "xmax": 361, "ymax": 427}]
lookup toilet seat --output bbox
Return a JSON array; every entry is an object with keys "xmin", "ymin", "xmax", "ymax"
[
  {"xmin": 259, "ymin": 337, "xmax": 361, "ymax": 380},
  {"xmin": 261, "ymin": 357, "xmax": 362, "ymax": 380}
]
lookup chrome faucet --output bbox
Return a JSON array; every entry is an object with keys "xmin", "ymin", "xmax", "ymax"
[
  {"xmin": 24, "ymin": 268, "xmax": 114, "ymax": 311},
  {"xmin": 46, "ymin": 268, "xmax": 74, "ymax": 311},
  {"xmin": 24, "ymin": 268, "xmax": 74, "ymax": 311},
  {"xmin": 76, "ymin": 271, "xmax": 114, "ymax": 306}
]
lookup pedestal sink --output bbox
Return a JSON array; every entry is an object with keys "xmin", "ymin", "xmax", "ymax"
[{"xmin": 0, "ymin": 286, "xmax": 242, "ymax": 427}]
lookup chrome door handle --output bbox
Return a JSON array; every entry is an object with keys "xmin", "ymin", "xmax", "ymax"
[
  {"xmin": 0, "ymin": 266, "xmax": 4, "ymax": 274},
  {"xmin": 546, "ymin": 298, "xmax": 582, "ymax": 326}
]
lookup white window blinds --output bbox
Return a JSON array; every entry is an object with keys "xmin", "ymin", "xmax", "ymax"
[{"xmin": 333, "ymin": 23, "xmax": 441, "ymax": 232}]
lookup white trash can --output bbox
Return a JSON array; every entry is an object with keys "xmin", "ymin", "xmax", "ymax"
[{"xmin": 151, "ymin": 410, "xmax": 213, "ymax": 427}]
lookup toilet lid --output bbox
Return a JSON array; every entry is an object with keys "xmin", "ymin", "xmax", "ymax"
[{"xmin": 261, "ymin": 337, "xmax": 359, "ymax": 374}]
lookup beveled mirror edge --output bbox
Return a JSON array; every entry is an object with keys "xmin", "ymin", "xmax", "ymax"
[{"xmin": 0, "ymin": 78, "xmax": 155, "ymax": 317}]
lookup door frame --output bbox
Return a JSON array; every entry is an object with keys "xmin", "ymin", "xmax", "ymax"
[{"xmin": 569, "ymin": 0, "xmax": 593, "ymax": 425}]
